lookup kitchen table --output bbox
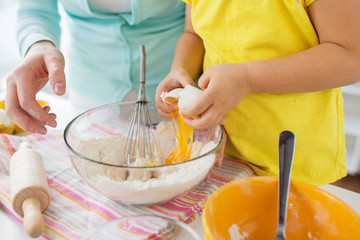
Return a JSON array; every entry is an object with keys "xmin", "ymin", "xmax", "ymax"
[
  {"xmin": 0, "ymin": 92, "xmax": 360, "ymax": 239},
  {"xmin": 1, "ymin": 183, "xmax": 360, "ymax": 239}
]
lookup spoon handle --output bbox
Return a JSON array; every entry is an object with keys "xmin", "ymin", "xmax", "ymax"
[{"xmin": 276, "ymin": 131, "xmax": 295, "ymax": 239}]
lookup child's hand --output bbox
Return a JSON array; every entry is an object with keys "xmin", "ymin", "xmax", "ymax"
[
  {"xmin": 5, "ymin": 41, "xmax": 65, "ymax": 134},
  {"xmin": 204, "ymin": 127, "xmax": 227, "ymax": 181},
  {"xmin": 180, "ymin": 63, "xmax": 252, "ymax": 129},
  {"xmin": 155, "ymin": 68, "xmax": 195, "ymax": 119}
]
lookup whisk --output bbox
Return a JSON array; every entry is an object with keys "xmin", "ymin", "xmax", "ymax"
[{"xmin": 123, "ymin": 45, "xmax": 157, "ymax": 166}]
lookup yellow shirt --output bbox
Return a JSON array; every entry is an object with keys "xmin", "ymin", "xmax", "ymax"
[{"xmin": 183, "ymin": 0, "xmax": 346, "ymax": 185}]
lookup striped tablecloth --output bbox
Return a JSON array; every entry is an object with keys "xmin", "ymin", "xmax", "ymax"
[{"xmin": 0, "ymin": 130, "xmax": 254, "ymax": 239}]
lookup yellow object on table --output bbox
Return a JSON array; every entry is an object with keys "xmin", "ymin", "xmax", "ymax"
[
  {"xmin": 0, "ymin": 100, "xmax": 48, "ymax": 134},
  {"xmin": 203, "ymin": 176, "xmax": 360, "ymax": 240},
  {"xmin": 0, "ymin": 121, "xmax": 16, "ymax": 134}
]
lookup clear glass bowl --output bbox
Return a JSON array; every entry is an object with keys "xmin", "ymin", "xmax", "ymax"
[
  {"xmin": 82, "ymin": 215, "xmax": 201, "ymax": 240},
  {"xmin": 64, "ymin": 101, "xmax": 223, "ymax": 205}
]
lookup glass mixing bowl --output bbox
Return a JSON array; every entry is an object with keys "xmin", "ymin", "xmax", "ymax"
[
  {"xmin": 82, "ymin": 215, "xmax": 201, "ymax": 240},
  {"xmin": 64, "ymin": 101, "xmax": 223, "ymax": 205}
]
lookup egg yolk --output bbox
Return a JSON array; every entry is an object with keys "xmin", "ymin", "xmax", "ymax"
[{"xmin": 165, "ymin": 109, "xmax": 193, "ymax": 164}]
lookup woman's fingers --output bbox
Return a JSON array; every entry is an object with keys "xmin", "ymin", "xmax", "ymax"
[{"xmin": 44, "ymin": 51, "xmax": 66, "ymax": 95}]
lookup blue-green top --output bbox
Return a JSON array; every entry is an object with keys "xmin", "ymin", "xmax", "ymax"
[{"xmin": 17, "ymin": 0, "xmax": 185, "ymax": 103}]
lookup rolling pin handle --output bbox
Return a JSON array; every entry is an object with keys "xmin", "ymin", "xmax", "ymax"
[
  {"xmin": 18, "ymin": 141, "xmax": 32, "ymax": 150},
  {"xmin": 22, "ymin": 197, "xmax": 45, "ymax": 238}
]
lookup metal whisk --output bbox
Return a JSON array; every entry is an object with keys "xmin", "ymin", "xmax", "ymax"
[{"xmin": 123, "ymin": 45, "xmax": 157, "ymax": 166}]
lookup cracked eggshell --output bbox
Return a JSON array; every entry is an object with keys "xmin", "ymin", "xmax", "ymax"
[
  {"xmin": 160, "ymin": 88, "xmax": 183, "ymax": 104},
  {"xmin": 178, "ymin": 85, "xmax": 203, "ymax": 109}
]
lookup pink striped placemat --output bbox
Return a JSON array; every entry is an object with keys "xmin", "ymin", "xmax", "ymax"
[{"xmin": 0, "ymin": 130, "xmax": 254, "ymax": 239}]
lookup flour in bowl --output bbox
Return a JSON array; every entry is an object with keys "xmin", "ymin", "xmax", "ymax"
[{"xmin": 72, "ymin": 121, "xmax": 220, "ymax": 205}]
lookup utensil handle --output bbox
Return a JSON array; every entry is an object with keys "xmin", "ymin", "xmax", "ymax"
[
  {"xmin": 277, "ymin": 131, "xmax": 295, "ymax": 232},
  {"xmin": 138, "ymin": 45, "xmax": 146, "ymax": 102},
  {"xmin": 23, "ymin": 197, "xmax": 45, "ymax": 238}
]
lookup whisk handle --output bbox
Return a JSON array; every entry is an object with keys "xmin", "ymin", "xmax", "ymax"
[{"xmin": 138, "ymin": 45, "xmax": 146, "ymax": 102}]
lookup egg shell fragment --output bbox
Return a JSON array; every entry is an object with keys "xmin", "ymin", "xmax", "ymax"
[
  {"xmin": 160, "ymin": 88, "xmax": 183, "ymax": 104},
  {"xmin": 178, "ymin": 85, "xmax": 203, "ymax": 109}
]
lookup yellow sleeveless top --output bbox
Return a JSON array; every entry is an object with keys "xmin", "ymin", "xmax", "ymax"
[{"xmin": 183, "ymin": 0, "xmax": 346, "ymax": 185}]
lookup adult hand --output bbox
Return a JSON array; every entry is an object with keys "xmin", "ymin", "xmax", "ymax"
[
  {"xmin": 5, "ymin": 41, "xmax": 66, "ymax": 134},
  {"xmin": 155, "ymin": 67, "xmax": 195, "ymax": 119},
  {"xmin": 180, "ymin": 63, "xmax": 252, "ymax": 129}
]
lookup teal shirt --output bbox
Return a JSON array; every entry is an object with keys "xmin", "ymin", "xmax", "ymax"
[{"xmin": 17, "ymin": 0, "xmax": 185, "ymax": 103}]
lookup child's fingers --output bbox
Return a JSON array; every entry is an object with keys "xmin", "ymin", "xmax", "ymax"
[
  {"xmin": 215, "ymin": 126, "xmax": 227, "ymax": 167},
  {"xmin": 204, "ymin": 168, "xmax": 213, "ymax": 181}
]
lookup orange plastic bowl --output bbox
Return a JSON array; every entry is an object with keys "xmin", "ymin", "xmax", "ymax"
[{"xmin": 203, "ymin": 176, "xmax": 360, "ymax": 240}]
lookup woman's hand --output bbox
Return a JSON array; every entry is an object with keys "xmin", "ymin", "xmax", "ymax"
[
  {"xmin": 180, "ymin": 63, "xmax": 252, "ymax": 129},
  {"xmin": 5, "ymin": 41, "xmax": 66, "ymax": 134}
]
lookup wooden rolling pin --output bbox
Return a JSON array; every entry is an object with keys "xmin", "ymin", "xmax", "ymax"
[{"xmin": 10, "ymin": 142, "xmax": 50, "ymax": 238}]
